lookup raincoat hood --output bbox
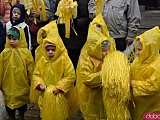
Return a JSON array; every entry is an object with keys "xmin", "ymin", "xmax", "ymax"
[
  {"xmin": 135, "ymin": 26, "xmax": 160, "ymax": 64},
  {"xmin": 35, "ymin": 20, "xmax": 67, "ymax": 63},
  {"xmin": 37, "ymin": 20, "xmax": 62, "ymax": 44},
  {"xmin": 10, "ymin": 4, "xmax": 26, "ymax": 26},
  {"xmin": 86, "ymin": 13, "xmax": 116, "ymax": 60},
  {"xmin": 5, "ymin": 26, "xmax": 27, "ymax": 48},
  {"xmin": 42, "ymin": 36, "xmax": 66, "ymax": 61}
]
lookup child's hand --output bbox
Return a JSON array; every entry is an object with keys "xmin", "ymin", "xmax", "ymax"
[
  {"xmin": 40, "ymin": 30, "xmax": 47, "ymax": 38},
  {"xmin": 53, "ymin": 88, "xmax": 64, "ymax": 95},
  {"xmin": 40, "ymin": 85, "xmax": 46, "ymax": 92}
]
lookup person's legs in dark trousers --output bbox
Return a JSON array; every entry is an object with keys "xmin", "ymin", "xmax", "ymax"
[
  {"xmin": 67, "ymin": 49, "xmax": 81, "ymax": 70},
  {"xmin": 17, "ymin": 104, "xmax": 27, "ymax": 120},
  {"xmin": 6, "ymin": 106, "xmax": 16, "ymax": 120},
  {"xmin": 67, "ymin": 49, "xmax": 81, "ymax": 86},
  {"xmin": 114, "ymin": 38, "xmax": 127, "ymax": 52}
]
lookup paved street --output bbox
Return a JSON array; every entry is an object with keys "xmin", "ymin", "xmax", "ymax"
[{"xmin": 5, "ymin": 103, "xmax": 82, "ymax": 120}]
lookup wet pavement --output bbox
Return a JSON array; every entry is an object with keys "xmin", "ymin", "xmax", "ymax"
[{"xmin": 5, "ymin": 103, "xmax": 82, "ymax": 120}]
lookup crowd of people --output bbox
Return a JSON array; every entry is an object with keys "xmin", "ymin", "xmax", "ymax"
[{"xmin": 0, "ymin": 0, "xmax": 160, "ymax": 120}]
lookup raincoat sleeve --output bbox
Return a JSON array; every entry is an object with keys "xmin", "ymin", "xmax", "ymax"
[
  {"xmin": 32, "ymin": 61, "xmax": 46, "ymax": 90},
  {"xmin": 80, "ymin": 55, "xmax": 102, "ymax": 88},
  {"xmin": 56, "ymin": 54, "xmax": 76, "ymax": 93},
  {"xmin": 132, "ymin": 66, "xmax": 160, "ymax": 96},
  {"xmin": 26, "ymin": 51, "xmax": 35, "ymax": 85}
]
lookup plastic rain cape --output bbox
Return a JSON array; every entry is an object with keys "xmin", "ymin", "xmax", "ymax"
[
  {"xmin": 55, "ymin": 0, "xmax": 78, "ymax": 38},
  {"xmin": 30, "ymin": 20, "xmax": 68, "ymax": 107},
  {"xmin": 32, "ymin": 36, "xmax": 78, "ymax": 117},
  {"xmin": 101, "ymin": 51, "xmax": 131, "ymax": 120},
  {"xmin": 0, "ymin": 26, "xmax": 34, "ymax": 109},
  {"xmin": 76, "ymin": 13, "xmax": 116, "ymax": 120},
  {"xmin": 130, "ymin": 26, "xmax": 160, "ymax": 120},
  {"xmin": 41, "ymin": 85, "xmax": 69, "ymax": 120}
]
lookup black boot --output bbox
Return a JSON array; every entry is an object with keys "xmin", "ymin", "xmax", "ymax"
[
  {"xmin": 17, "ymin": 111, "xmax": 24, "ymax": 120},
  {"xmin": 9, "ymin": 116, "xmax": 16, "ymax": 120}
]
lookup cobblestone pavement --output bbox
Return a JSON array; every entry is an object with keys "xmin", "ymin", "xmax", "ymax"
[{"xmin": 5, "ymin": 104, "xmax": 82, "ymax": 120}]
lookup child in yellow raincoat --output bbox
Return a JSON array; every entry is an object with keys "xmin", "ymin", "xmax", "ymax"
[
  {"xmin": 0, "ymin": 26, "xmax": 34, "ymax": 120},
  {"xmin": 130, "ymin": 26, "xmax": 160, "ymax": 120},
  {"xmin": 32, "ymin": 35, "xmax": 77, "ymax": 119},
  {"xmin": 76, "ymin": 13, "xmax": 116, "ymax": 120}
]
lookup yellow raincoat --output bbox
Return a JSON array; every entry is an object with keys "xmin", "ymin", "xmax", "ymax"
[
  {"xmin": 76, "ymin": 13, "xmax": 116, "ymax": 120},
  {"xmin": 130, "ymin": 26, "xmax": 160, "ymax": 120},
  {"xmin": 35, "ymin": 20, "xmax": 67, "ymax": 63},
  {"xmin": 32, "ymin": 35, "xmax": 77, "ymax": 119},
  {"xmin": 30, "ymin": 20, "xmax": 68, "ymax": 107},
  {"xmin": 0, "ymin": 26, "xmax": 34, "ymax": 110},
  {"xmin": 30, "ymin": 20, "xmax": 59, "ymax": 105},
  {"xmin": 102, "ymin": 51, "xmax": 131, "ymax": 120}
]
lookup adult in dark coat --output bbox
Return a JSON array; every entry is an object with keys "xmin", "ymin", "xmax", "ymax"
[{"xmin": 55, "ymin": 0, "xmax": 90, "ymax": 69}]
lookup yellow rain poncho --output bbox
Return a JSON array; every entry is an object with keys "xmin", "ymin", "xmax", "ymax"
[
  {"xmin": 102, "ymin": 51, "xmax": 131, "ymax": 120},
  {"xmin": 130, "ymin": 26, "xmax": 160, "ymax": 120},
  {"xmin": 76, "ymin": 13, "xmax": 116, "ymax": 120},
  {"xmin": 32, "ymin": 35, "xmax": 77, "ymax": 119},
  {"xmin": 35, "ymin": 20, "xmax": 67, "ymax": 63},
  {"xmin": 0, "ymin": 26, "xmax": 34, "ymax": 110},
  {"xmin": 30, "ymin": 20, "xmax": 68, "ymax": 106}
]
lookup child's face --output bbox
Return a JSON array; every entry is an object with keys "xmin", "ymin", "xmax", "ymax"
[
  {"xmin": 136, "ymin": 41, "xmax": 142, "ymax": 56},
  {"xmin": 12, "ymin": 9, "xmax": 21, "ymax": 20},
  {"xmin": 45, "ymin": 45, "xmax": 56, "ymax": 60},
  {"xmin": 102, "ymin": 47, "xmax": 110, "ymax": 59},
  {"xmin": 8, "ymin": 36, "xmax": 19, "ymax": 48}
]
